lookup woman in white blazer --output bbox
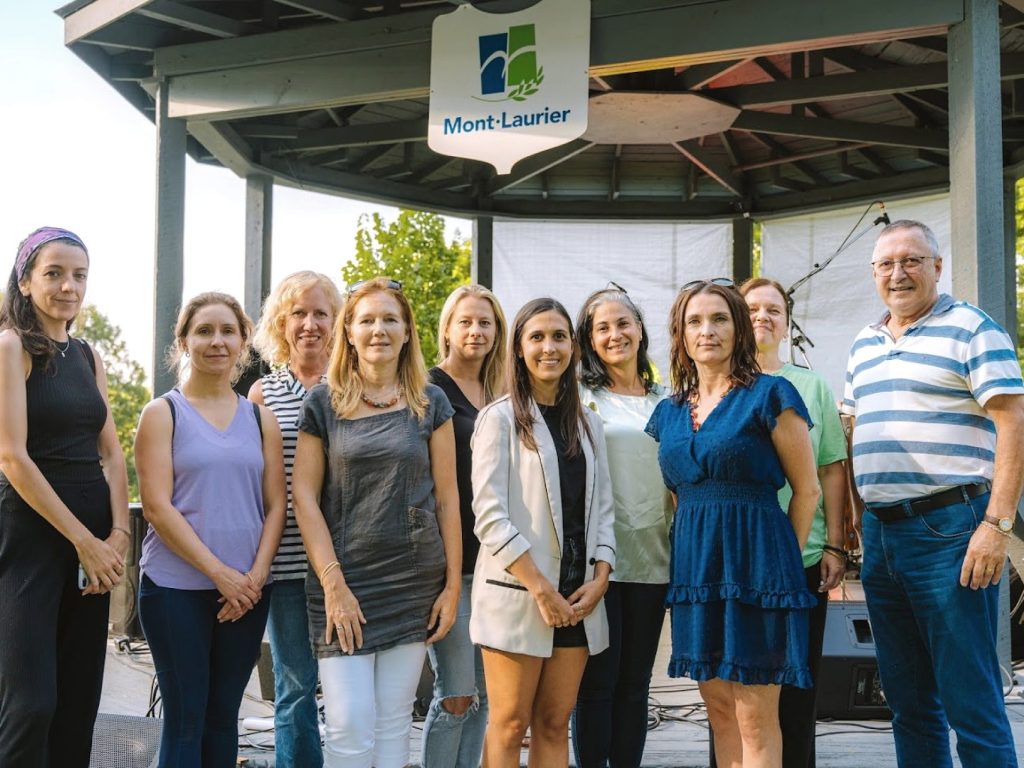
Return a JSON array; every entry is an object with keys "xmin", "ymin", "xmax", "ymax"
[{"xmin": 470, "ymin": 298, "xmax": 616, "ymax": 768}]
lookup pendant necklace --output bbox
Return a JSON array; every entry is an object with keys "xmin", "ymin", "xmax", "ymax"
[
  {"xmin": 361, "ymin": 386, "xmax": 402, "ymax": 409},
  {"xmin": 54, "ymin": 338, "xmax": 71, "ymax": 359}
]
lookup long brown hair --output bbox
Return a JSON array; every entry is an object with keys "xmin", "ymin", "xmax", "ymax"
[
  {"xmin": 326, "ymin": 277, "xmax": 429, "ymax": 420},
  {"xmin": 508, "ymin": 298, "xmax": 592, "ymax": 456},
  {"xmin": 437, "ymin": 284, "xmax": 507, "ymax": 403},
  {"xmin": 668, "ymin": 282, "xmax": 759, "ymax": 403},
  {"xmin": 166, "ymin": 292, "xmax": 254, "ymax": 386}
]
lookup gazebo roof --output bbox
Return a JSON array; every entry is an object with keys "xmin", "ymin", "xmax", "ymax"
[{"xmin": 56, "ymin": 0, "xmax": 1024, "ymax": 219}]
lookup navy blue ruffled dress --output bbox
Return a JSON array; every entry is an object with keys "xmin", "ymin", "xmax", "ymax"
[{"xmin": 645, "ymin": 374, "xmax": 815, "ymax": 688}]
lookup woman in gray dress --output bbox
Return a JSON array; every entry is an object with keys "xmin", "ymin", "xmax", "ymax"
[{"xmin": 292, "ymin": 277, "xmax": 461, "ymax": 768}]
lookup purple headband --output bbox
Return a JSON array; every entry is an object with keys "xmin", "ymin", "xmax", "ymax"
[{"xmin": 14, "ymin": 227, "xmax": 88, "ymax": 281}]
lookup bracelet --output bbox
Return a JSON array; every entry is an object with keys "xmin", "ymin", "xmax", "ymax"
[
  {"xmin": 111, "ymin": 526, "xmax": 130, "ymax": 538},
  {"xmin": 822, "ymin": 544, "xmax": 848, "ymax": 561},
  {"xmin": 319, "ymin": 560, "xmax": 341, "ymax": 583},
  {"xmin": 981, "ymin": 520, "xmax": 1012, "ymax": 538}
]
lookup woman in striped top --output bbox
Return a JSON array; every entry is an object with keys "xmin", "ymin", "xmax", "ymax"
[{"xmin": 250, "ymin": 271, "xmax": 343, "ymax": 768}]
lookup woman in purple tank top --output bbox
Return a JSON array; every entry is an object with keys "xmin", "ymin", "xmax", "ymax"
[{"xmin": 135, "ymin": 292, "xmax": 286, "ymax": 768}]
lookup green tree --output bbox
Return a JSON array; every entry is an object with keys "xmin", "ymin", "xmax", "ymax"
[
  {"xmin": 342, "ymin": 210, "xmax": 472, "ymax": 364},
  {"xmin": 74, "ymin": 305, "xmax": 150, "ymax": 500}
]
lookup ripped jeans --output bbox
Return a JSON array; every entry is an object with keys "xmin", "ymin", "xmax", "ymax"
[{"xmin": 421, "ymin": 574, "xmax": 488, "ymax": 768}]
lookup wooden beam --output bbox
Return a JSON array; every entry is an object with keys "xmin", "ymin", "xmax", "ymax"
[
  {"xmin": 736, "ymin": 142, "xmax": 872, "ymax": 171},
  {"xmin": 472, "ymin": 217, "xmax": 493, "ymax": 288},
  {"xmin": 753, "ymin": 166, "xmax": 950, "ymax": 214},
  {"xmin": 732, "ymin": 110, "xmax": 949, "ymax": 150},
  {"xmin": 77, "ymin": 19, "xmax": 182, "ymax": 51},
  {"xmin": 273, "ymin": 0, "xmax": 364, "ymax": 21},
  {"xmin": 63, "ymin": 0, "xmax": 155, "ymax": 45},
  {"xmin": 678, "ymin": 59, "xmax": 749, "ymax": 89},
  {"xmin": 138, "ymin": 1, "xmax": 257, "ymax": 38},
  {"xmin": 672, "ymin": 140, "xmax": 745, "ymax": 197},
  {"xmin": 155, "ymin": 0, "xmax": 965, "ymax": 120},
  {"xmin": 282, "ymin": 118, "xmax": 428, "ymax": 152},
  {"xmin": 187, "ymin": 120, "xmax": 258, "ymax": 176},
  {"xmin": 486, "ymin": 139, "xmax": 595, "ymax": 195}
]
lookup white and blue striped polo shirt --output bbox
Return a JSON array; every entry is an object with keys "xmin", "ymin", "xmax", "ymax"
[{"xmin": 841, "ymin": 294, "xmax": 1024, "ymax": 504}]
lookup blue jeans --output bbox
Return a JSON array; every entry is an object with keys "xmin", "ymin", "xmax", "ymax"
[
  {"xmin": 139, "ymin": 574, "xmax": 271, "ymax": 768},
  {"xmin": 861, "ymin": 492, "xmax": 1017, "ymax": 768},
  {"xmin": 267, "ymin": 577, "xmax": 322, "ymax": 768},
  {"xmin": 571, "ymin": 581, "xmax": 668, "ymax": 768},
  {"xmin": 421, "ymin": 574, "xmax": 487, "ymax": 768}
]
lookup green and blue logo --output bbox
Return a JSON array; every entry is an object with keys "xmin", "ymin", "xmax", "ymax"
[{"xmin": 478, "ymin": 23, "xmax": 544, "ymax": 102}]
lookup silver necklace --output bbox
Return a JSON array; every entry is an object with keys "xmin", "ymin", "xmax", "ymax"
[{"xmin": 54, "ymin": 338, "xmax": 71, "ymax": 358}]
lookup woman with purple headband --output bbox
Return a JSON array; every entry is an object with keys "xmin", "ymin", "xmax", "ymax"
[{"xmin": 0, "ymin": 227, "xmax": 130, "ymax": 767}]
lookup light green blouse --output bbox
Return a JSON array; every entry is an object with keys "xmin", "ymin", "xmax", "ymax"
[
  {"xmin": 581, "ymin": 386, "xmax": 674, "ymax": 584},
  {"xmin": 770, "ymin": 364, "xmax": 848, "ymax": 568}
]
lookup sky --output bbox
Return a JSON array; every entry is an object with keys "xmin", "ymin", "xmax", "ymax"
[{"xmin": 0, "ymin": 7, "xmax": 467, "ymax": 383}]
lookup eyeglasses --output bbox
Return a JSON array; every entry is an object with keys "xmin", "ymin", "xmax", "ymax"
[
  {"xmin": 347, "ymin": 278, "xmax": 403, "ymax": 296},
  {"xmin": 870, "ymin": 256, "xmax": 935, "ymax": 276},
  {"xmin": 680, "ymin": 277, "xmax": 735, "ymax": 292}
]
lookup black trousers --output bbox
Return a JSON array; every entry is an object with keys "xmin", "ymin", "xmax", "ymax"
[
  {"xmin": 0, "ymin": 478, "xmax": 112, "ymax": 768},
  {"xmin": 710, "ymin": 562, "xmax": 829, "ymax": 768}
]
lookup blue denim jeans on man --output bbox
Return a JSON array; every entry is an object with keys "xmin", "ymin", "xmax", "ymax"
[
  {"xmin": 861, "ymin": 492, "xmax": 1017, "ymax": 768},
  {"xmin": 421, "ymin": 574, "xmax": 487, "ymax": 768},
  {"xmin": 267, "ymin": 577, "xmax": 322, "ymax": 768}
]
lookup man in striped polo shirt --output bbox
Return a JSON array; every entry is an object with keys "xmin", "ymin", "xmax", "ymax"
[{"xmin": 842, "ymin": 220, "xmax": 1024, "ymax": 768}]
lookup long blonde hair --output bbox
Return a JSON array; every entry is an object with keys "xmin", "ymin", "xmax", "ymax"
[
  {"xmin": 437, "ymin": 284, "xmax": 507, "ymax": 403},
  {"xmin": 253, "ymin": 271, "xmax": 342, "ymax": 367},
  {"xmin": 326, "ymin": 277, "xmax": 429, "ymax": 419}
]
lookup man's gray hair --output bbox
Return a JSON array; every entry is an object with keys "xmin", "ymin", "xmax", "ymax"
[{"xmin": 877, "ymin": 219, "xmax": 941, "ymax": 258}]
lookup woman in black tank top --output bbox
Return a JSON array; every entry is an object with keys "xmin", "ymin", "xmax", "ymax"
[{"xmin": 0, "ymin": 227, "xmax": 131, "ymax": 768}]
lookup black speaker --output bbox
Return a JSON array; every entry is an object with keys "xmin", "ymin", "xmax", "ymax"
[
  {"xmin": 111, "ymin": 504, "xmax": 146, "ymax": 640},
  {"xmin": 817, "ymin": 599, "xmax": 891, "ymax": 720}
]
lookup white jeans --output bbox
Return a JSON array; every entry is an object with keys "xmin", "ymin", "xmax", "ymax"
[{"xmin": 319, "ymin": 642, "xmax": 427, "ymax": 768}]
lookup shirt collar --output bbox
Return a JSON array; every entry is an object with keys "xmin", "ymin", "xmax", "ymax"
[{"xmin": 871, "ymin": 293, "xmax": 955, "ymax": 332}]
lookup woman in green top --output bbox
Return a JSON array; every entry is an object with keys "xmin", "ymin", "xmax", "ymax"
[
  {"xmin": 739, "ymin": 277, "xmax": 848, "ymax": 768},
  {"xmin": 571, "ymin": 284, "xmax": 673, "ymax": 768}
]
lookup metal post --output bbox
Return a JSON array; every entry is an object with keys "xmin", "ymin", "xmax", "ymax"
[
  {"xmin": 948, "ymin": 0, "xmax": 1004, "ymax": 319},
  {"xmin": 152, "ymin": 80, "xmax": 186, "ymax": 397},
  {"xmin": 732, "ymin": 216, "xmax": 754, "ymax": 283},
  {"xmin": 472, "ymin": 216, "xmax": 494, "ymax": 288},
  {"xmin": 244, "ymin": 175, "xmax": 274, "ymax": 321}
]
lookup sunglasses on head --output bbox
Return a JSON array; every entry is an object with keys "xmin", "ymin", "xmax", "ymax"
[
  {"xmin": 347, "ymin": 279, "xmax": 403, "ymax": 296},
  {"xmin": 680, "ymin": 277, "xmax": 735, "ymax": 292}
]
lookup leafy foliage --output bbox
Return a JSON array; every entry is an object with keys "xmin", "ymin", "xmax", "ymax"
[
  {"xmin": 342, "ymin": 210, "xmax": 471, "ymax": 365},
  {"xmin": 73, "ymin": 305, "xmax": 150, "ymax": 501}
]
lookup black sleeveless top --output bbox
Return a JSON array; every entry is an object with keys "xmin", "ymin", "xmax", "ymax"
[{"xmin": 20, "ymin": 338, "xmax": 106, "ymax": 484}]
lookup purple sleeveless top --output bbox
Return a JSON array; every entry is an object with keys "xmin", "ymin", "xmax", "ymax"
[{"xmin": 140, "ymin": 389, "xmax": 267, "ymax": 590}]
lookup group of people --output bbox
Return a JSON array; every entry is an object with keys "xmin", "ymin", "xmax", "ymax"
[{"xmin": 0, "ymin": 219, "xmax": 1019, "ymax": 768}]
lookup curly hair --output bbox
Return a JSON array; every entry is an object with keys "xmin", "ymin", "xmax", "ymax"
[
  {"xmin": 165, "ymin": 292, "xmax": 254, "ymax": 386},
  {"xmin": 252, "ymin": 271, "xmax": 343, "ymax": 367},
  {"xmin": 667, "ymin": 282, "xmax": 759, "ymax": 403}
]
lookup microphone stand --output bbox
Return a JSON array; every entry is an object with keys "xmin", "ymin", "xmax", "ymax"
[{"xmin": 785, "ymin": 200, "xmax": 890, "ymax": 366}]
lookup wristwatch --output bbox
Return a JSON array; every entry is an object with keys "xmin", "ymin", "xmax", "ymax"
[{"xmin": 983, "ymin": 514, "xmax": 1014, "ymax": 534}]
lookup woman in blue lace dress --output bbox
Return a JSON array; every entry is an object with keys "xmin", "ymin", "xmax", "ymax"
[{"xmin": 645, "ymin": 279, "xmax": 820, "ymax": 768}]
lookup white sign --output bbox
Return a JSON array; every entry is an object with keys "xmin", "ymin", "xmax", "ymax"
[{"xmin": 428, "ymin": 0, "xmax": 591, "ymax": 175}]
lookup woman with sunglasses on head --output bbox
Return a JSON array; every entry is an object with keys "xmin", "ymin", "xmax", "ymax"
[
  {"xmin": 737, "ymin": 277, "xmax": 848, "ymax": 768},
  {"xmin": 645, "ymin": 279, "xmax": 819, "ymax": 768},
  {"xmin": 249, "ymin": 271, "xmax": 343, "ymax": 768},
  {"xmin": 0, "ymin": 227, "xmax": 130, "ymax": 768},
  {"xmin": 570, "ymin": 284, "xmax": 672, "ymax": 768},
  {"xmin": 291, "ymin": 277, "xmax": 461, "ymax": 768},
  {"xmin": 471, "ymin": 297, "xmax": 615, "ymax": 768},
  {"xmin": 421, "ymin": 285, "xmax": 507, "ymax": 768}
]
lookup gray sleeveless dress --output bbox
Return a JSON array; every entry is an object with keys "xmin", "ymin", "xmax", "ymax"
[{"xmin": 297, "ymin": 384, "xmax": 454, "ymax": 657}]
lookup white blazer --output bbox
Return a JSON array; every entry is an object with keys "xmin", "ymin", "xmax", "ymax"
[{"xmin": 469, "ymin": 396, "xmax": 616, "ymax": 657}]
